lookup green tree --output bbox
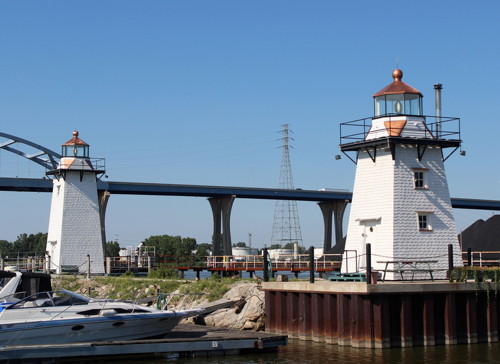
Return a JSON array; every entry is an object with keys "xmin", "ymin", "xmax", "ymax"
[
  {"xmin": 105, "ymin": 241, "xmax": 120, "ymax": 257},
  {"xmin": 0, "ymin": 240, "xmax": 13, "ymax": 256},
  {"xmin": 12, "ymin": 233, "xmax": 47, "ymax": 256},
  {"xmin": 195, "ymin": 243, "xmax": 212, "ymax": 258},
  {"xmin": 142, "ymin": 235, "xmax": 197, "ymax": 256},
  {"xmin": 142, "ymin": 235, "xmax": 175, "ymax": 255},
  {"xmin": 176, "ymin": 237, "xmax": 197, "ymax": 256},
  {"xmin": 283, "ymin": 242, "xmax": 308, "ymax": 254},
  {"xmin": 269, "ymin": 244, "xmax": 282, "ymax": 250},
  {"xmin": 233, "ymin": 242, "xmax": 247, "ymax": 248}
]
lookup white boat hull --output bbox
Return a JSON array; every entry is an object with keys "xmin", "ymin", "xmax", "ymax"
[
  {"xmin": 0, "ymin": 290, "xmax": 201, "ymax": 347},
  {"xmin": 0, "ymin": 313, "xmax": 185, "ymax": 346}
]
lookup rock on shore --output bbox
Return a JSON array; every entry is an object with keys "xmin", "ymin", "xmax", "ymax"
[{"xmin": 178, "ymin": 282, "xmax": 265, "ymax": 331}]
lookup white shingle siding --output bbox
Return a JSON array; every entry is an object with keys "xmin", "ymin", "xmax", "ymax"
[
  {"xmin": 46, "ymin": 172, "xmax": 105, "ymax": 274},
  {"xmin": 343, "ymin": 148, "xmax": 395, "ymax": 273},
  {"xmin": 342, "ymin": 143, "xmax": 462, "ymax": 280}
]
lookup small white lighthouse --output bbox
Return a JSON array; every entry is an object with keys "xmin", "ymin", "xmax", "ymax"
[
  {"xmin": 341, "ymin": 70, "xmax": 463, "ymax": 279},
  {"xmin": 46, "ymin": 131, "xmax": 105, "ymax": 274}
]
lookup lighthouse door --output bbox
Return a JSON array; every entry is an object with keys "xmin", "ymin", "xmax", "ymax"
[{"xmin": 359, "ymin": 220, "xmax": 379, "ymax": 271}]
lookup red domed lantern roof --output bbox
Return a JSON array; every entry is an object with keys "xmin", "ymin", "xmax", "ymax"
[
  {"xmin": 373, "ymin": 69, "xmax": 422, "ymax": 97},
  {"xmin": 62, "ymin": 131, "xmax": 89, "ymax": 146}
]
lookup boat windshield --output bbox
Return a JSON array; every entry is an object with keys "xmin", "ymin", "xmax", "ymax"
[
  {"xmin": 0, "ymin": 276, "xmax": 13, "ymax": 291},
  {"xmin": 0, "ymin": 291, "xmax": 26, "ymax": 302},
  {"xmin": 5, "ymin": 290, "xmax": 90, "ymax": 309}
]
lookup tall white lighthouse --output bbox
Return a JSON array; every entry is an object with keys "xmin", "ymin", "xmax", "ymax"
[
  {"xmin": 46, "ymin": 131, "xmax": 105, "ymax": 274},
  {"xmin": 341, "ymin": 70, "xmax": 463, "ymax": 279}
]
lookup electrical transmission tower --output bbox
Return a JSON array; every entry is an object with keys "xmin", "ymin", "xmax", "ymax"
[{"xmin": 271, "ymin": 124, "xmax": 303, "ymax": 247}]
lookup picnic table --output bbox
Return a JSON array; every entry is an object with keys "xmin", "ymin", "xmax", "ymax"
[{"xmin": 377, "ymin": 260, "xmax": 438, "ymax": 281}]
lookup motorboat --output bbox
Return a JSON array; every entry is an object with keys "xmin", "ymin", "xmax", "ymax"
[
  {"xmin": 0, "ymin": 271, "xmax": 52, "ymax": 300},
  {"xmin": 0, "ymin": 272, "xmax": 23, "ymax": 302},
  {"xmin": 0, "ymin": 289, "xmax": 201, "ymax": 346},
  {"xmin": 0, "ymin": 271, "xmax": 52, "ymax": 311}
]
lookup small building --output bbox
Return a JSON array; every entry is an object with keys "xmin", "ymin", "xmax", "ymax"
[
  {"xmin": 232, "ymin": 247, "xmax": 259, "ymax": 261},
  {"xmin": 267, "ymin": 249, "xmax": 294, "ymax": 261}
]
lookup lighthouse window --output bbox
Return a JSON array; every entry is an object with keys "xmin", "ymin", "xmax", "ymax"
[
  {"xmin": 412, "ymin": 168, "xmax": 428, "ymax": 189},
  {"xmin": 414, "ymin": 171, "xmax": 424, "ymax": 188},
  {"xmin": 417, "ymin": 213, "xmax": 432, "ymax": 231}
]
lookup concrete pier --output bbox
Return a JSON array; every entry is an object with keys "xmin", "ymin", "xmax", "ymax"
[{"xmin": 263, "ymin": 281, "xmax": 499, "ymax": 348}]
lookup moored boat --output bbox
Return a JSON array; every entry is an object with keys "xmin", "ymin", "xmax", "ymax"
[
  {"xmin": 0, "ymin": 289, "xmax": 201, "ymax": 346},
  {"xmin": 0, "ymin": 271, "xmax": 52, "ymax": 311}
]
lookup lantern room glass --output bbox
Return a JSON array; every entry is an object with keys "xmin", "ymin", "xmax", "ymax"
[
  {"xmin": 62, "ymin": 144, "xmax": 89, "ymax": 158},
  {"xmin": 374, "ymin": 94, "xmax": 422, "ymax": 117}
]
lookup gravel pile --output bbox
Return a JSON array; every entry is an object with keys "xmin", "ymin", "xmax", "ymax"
[{"xmin": 459, "ymin": 214, "xmax": 500, "ymax": 260}]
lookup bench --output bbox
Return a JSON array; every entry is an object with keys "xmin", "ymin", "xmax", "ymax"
[
  {"xmin": 328, "ymin": 272, "xmax": 367, "ymax": 282},
  {"xmin": 61, "ymin": 265, "xmax": 79, "ymax": 273}
]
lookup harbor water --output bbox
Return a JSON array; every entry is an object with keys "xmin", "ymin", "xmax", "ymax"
[{"xmin": 84, "ymin": 339, "xmax": 500, "ymax": 363}]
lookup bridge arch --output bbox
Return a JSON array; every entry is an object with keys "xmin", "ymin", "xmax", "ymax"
[{"xmin": 0, "ymin": 132, "xmax": 61, "ymax": 170}]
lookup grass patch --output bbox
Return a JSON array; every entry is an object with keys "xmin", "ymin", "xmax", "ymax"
[
  {"xmin": 52, "ymin": 274, "xmax": 244, "ymax": 304},
  {"xmin": 93, "ymin": 277, "xmax": 183, "ymax": 300},
  {"xmin": 177, "ymin": 275, "xmax": 233, "ymax": 302},
  {"xmin": 147, "ymin": 267, "xmax": 179, "ymax": 279},
  {"xmin": 53, "ymin": 276, "xmax": 184, "ymax": 300},
  {"xmin": 52, "ymin": 275, "xmax": 82, "ymax": 292}
]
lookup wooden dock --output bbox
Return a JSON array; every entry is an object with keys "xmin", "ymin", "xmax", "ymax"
[{"xmin": 0, "ymin": 324, "xmax": 287, "ymax": 361}]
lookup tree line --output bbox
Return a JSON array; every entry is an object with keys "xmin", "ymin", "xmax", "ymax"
[
  {"xmin": 0, "ymin": 233, "xmax": 48, "ymax": 257},
  {"xmin": 1, "ymin": 233, "xmax": 308, "ymax": 258},
  {"xmin": 139, "ymin": 235, "xmax": 211, "ymax": 258},
  {"xmin": 0, "ymin": 233, "xmax": 209, "ymax": 258}
]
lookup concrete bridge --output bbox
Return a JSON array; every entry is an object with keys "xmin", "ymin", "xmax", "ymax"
[
  {"xmin": 1, "ymin": 132, "xmax": 500, "ymax": 257},
  {"xmin": 2, "ymin": 176, "xmax": 500, "ymax": 255}
]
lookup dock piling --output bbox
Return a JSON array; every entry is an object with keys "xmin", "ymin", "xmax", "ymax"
[
  {"xmin": 263, "ymin": 248, "xmax": 269, "ymax": 282},
  {"xmin": 87, "ymin": 254, "xmax": 91, "ymax": 279},
  {"xmin": 366, "ymin": 243, "xmax": 372, "ymax": 285},
  {"xmin": 448, "ymin": 244, "xmax": 454, "ymax": 281},
  {"xmin": 309, "ymin": 246, "xmax": 315, "ymax": 283}
]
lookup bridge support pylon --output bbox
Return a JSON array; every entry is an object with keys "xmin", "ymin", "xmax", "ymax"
[
  {"xmin": 209, "ymin": 195, "xmax": 235, "ymax": 256},
  {"xmin": 98, "ymin": 190, "xmax": 111, "ymax": 254},
  {"xmin": 318, "ymin": 200, "xmax": 348, "ymax": 253}
]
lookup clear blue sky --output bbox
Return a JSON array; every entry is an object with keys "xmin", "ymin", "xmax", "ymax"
[{"xmin": 1, "ymin": 1, "xmax": 499, "ymax": 248}]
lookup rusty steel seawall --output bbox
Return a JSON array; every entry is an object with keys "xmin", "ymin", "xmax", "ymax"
[{"xmin": 262, "ymin": 281, "xmax": 499, "ymax": 348}]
